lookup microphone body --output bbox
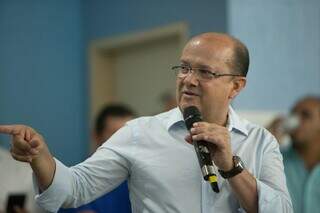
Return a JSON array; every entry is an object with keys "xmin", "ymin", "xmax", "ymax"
[{"xmin": 183, "ymin": 106, "xmax": 219, "ymax": 193}]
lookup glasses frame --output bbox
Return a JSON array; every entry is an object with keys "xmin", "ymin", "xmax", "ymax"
[{"xmin": 171, "ymin": 65, "xmax": 243, "ymax": 80}]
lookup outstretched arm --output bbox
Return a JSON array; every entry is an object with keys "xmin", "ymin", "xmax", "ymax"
[{"xmin": 0, "ymin": 125, "xmax": 55, "ymax": 191}]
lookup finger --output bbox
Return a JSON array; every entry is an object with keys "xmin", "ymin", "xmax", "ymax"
[
  {"xmin": 13, "ymin": 135, "xmax": 32, "ymax": 152},
  {"xmin": 10, "ymin": 147, "xmax": 27, "ymax": 156},
  {"xmin": 190, "ymin": 125, "xmax": 215, "ymax": 135},
  {"xmin": 26, "ymin": 127, "xmax": 37, "ymax": 141},
  {"xmin": 27, "ymin": 137, "xmax": 42, "ymax": 155},
  {"xmin": 0, "ymin": 125, "xmax": 20, "ymax": 135},
  {"xmin": 20, "ymin": 135, "xmax": 41, "ymax": 155},
  {"xmin": 193, "ymin": 122, "xmax": 221, "ymax": 129},
  {"xmin": 184, "ymin": 134, "xmax": 193, "ymax": 144},
  {"xmin": 192, "ymin": 133, "xmax": 209, "ymax": 141},
  {"xmin": 29, "ymin": 148, "xmax": 39, "ymax": 155},
  {"xmin": 10, "ymin": 150, "xmax": 32, "ymax": 163},
  {"xmin": 193, "ymin": 122, "xmax": 206, "ymax": 128},
  {"xmin": 29, "ymin": 136, "xmax": 41, "ymax": 148},
  {"xmin": 27, "ymin": 146, "xmax": 39, "ymax": 155},
  {"xmin": 20, "ymin": 128, "xmax": 27, "ymax": 142},
  {"xmin": 191, "ymin": 125, "xmax": 221, "ymax": 136},
  {"xmin": 192, "ymin": 133, "xmax": 224, "ymax": 147},
  {"xmin": 25, "ymin": 129, "xmax": 31, "ymax": 141},
  {"xmin": 12, "ymin": 148, "xmax": 37, "ymax": 157},
  {"xmin": 13, "ymin": 145, "xmax": 39, "ymax": 156}
]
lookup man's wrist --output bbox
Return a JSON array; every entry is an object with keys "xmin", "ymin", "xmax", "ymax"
[
  {"xmin": 218, "ymin": 156, "xmax": 245, "ymax": 179},
  {"xmin": 219, "ymin": 156, "xmax": 234, "ymax": 171},
  {"xmin": 30, "ymin": 150, "xmax": 56, "ymax": 191}
]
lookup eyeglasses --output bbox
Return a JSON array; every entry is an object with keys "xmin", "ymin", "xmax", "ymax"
[{"xmin": 171, "ymin": 65, "xmax": 242, "ymax": 81}]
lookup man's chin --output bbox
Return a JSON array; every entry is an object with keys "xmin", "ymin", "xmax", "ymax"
[{"xmin": 178, "ymin": 101, "xmax": 200, "ymax": 112}]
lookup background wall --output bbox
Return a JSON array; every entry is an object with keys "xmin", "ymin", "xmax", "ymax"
[
  {"xmin": 228, "ymin": 0, "xmax": 320, "ymax": 111},
  {"xmin": 0, "ymin": 0, "xmax": 87, "ymax": 165},
  {"xmin": 82, "ymin": 0, "xmax": 226, "ymax": 42}
]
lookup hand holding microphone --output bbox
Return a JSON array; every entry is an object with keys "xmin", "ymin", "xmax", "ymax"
[{"xmin": 183, "ymin": 106, "xmax": 234, "ymax": 193}]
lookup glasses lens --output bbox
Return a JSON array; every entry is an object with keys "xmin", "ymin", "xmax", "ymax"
[
  {"xmin": 172, "ymin": 66, "xmax": 218, "ymax": 81},
  {"xmin": 172, "ymin": 66, "xmax": 188, "ymax": 77},
  {"xmin": 197, "ymin": 69, "xmax": 213, "ymax": 80}
]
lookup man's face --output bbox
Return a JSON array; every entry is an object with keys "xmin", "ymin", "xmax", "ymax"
[
  {"xmin": 290, "ymin": 99, "xmax": 320, "ymax": 145},
  {"xmin": 176, "ymin": 37, "xmax": 244, "ymax": 122}
]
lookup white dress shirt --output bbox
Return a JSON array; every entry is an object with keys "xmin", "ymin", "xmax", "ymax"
[{"xmin": 35, "ymin": 107, "xmax": 293, "ymax": 213}]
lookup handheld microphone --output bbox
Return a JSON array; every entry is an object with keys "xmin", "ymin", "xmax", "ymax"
[{"xmin": 183, "ymin": 106, "xmax": 219, "ymax": 193}]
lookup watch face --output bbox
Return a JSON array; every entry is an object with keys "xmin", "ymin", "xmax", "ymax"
[
  {"xmin": 218, "ymin": 156, "xmax": 245, "ymax": 179},
  {"xmin": 234, "ymin": 156, "xmax": 244, "ymax": 169}
]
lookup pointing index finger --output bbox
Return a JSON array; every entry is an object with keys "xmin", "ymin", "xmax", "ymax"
[{"xmin": 0, "ymin": 125, "xmax": 20, "ymax": 135}]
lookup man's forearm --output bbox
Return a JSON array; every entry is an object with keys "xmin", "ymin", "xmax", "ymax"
[
  {"xmin": 228, "ymin": 170, "xmax": 258, "ymax": 213},
  {"xmin": 30, "ymin": 151, "xmax": 56, "ymax": 191}
]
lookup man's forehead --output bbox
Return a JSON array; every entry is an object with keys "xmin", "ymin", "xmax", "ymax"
[
  {"xmin": 187, "ymin": 33, "xmax": 236, "ymax": 48},
  {"xmin": 183, "ymin": 33, "xmax": 235, "ymax": 55},
  {"xmin": 181, "ymin": 40, "xmax": 234, "ymax": 68}
]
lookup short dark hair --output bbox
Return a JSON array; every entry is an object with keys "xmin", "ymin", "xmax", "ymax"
[
  {"xmin": 231, "ymin": 39, "xmax": 250, "ymax": 77},
  {"xmin": 187, "ymin": 32, "xmax": 250, "ymax": 77},
  {"xmin": 95, "ymin": 104, "xmax": 135, "ymax": 136},
  {"xmin": 295, "ymin": 95, "xmax": 320, "ymax": 114}
]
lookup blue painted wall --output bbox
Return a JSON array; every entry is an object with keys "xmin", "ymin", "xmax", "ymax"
[
  {"xmin": 228, "ymin": 0, "xmax": 320, "ymax": 111},
  {"xmin": 82, "ymin": 0, "xmax": 227, "ymax": 41},
  {"xmin": 0, "ymin": 0, "xmax": 87, "ymax": 165},
  {"xmin": 0, "ymin": 0, "xmax": 227, "ymax": 164}
]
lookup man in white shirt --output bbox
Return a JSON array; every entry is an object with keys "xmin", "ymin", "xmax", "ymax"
[{"xmin": 0, "ymin": 32, "xmax": 293, "ymax": 213}]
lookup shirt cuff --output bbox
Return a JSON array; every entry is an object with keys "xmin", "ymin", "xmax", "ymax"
[
  {"xmin": 257, "ymin": 180, "xmax": 293, "ymax": 213},
  {"xmin": 33, "ymin": 158, "xmax": 73, "ymax": 213}
]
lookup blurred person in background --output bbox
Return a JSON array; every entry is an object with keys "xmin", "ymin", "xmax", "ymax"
[
  {"xmin": 0, "ymin": 147, "xmax": 44, "ymax": 213},
  {"xmin": 267, "ymin": 95, "xmax": 320, "ymax": 213},
  {"xmin": 159, "ymin": 91, "xmax": 176, "ymax": 112},
  {"xmin": 59, "ymin": 104, "xmax": 135, "ymax": 213}
]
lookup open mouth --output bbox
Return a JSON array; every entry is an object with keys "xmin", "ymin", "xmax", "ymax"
[{"xmin": 182, "ymin": 91, "xmax": 199, "ymax": 97}]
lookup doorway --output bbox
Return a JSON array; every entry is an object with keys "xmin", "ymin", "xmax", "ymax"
[{"xmin": 89, "ymin": 23, "xmax": 188, "ymax": 122}]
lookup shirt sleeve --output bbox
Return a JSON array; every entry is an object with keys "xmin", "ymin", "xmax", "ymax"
[
  {"xmin": 257, "ymin": 132, "xmax": 293, "ymax": 213},
  {"xmin": 34, "ymin": 124, "xmax": 134, "ymax": 213}
]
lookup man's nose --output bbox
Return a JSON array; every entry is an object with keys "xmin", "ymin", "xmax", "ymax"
[{"xmin": 183, "ymin": 70, "xmax": 199, "ymax": 86}]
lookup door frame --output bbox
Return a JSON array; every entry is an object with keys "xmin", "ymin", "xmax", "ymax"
[{"xmin": 88, "ymin": 22, "xmax": 188, "ymax": 123}]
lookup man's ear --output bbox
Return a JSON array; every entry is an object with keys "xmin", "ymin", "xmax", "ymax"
[{"xmin": 229, "ymin": 77, "xmax": 246, "ymax": 100}]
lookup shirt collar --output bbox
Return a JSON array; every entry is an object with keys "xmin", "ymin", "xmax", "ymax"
[
  {"xmin": 166, "ymin": 107, "xmax": 184, "ymax": 131},
  {"xmin": 166, "ymin": 106, "xmax": 248, "ymax": 136},
  {"xmin": 227, "ymin": 106, "xmax": 248, "ymax": 136}
]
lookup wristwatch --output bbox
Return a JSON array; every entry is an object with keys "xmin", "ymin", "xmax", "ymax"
[{"xmin": 218, "ymin": 156, "xmax": 244, "ymax": 179}]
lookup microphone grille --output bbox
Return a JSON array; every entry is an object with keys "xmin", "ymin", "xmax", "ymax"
[{"xmin": 183, "ymin": 106, "xmax": 202, "ymax": 130}]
